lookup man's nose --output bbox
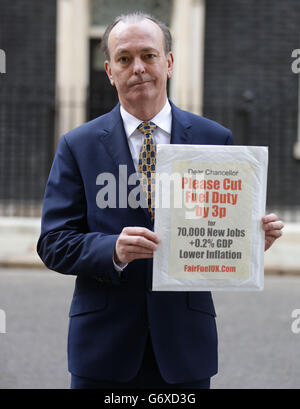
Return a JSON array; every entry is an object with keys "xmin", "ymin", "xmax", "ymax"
[{"xmin": 133, "ymin": 57, "xmax": 145, "ymax": 74}]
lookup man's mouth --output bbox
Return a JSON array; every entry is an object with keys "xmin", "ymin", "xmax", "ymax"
[
  {"xmin": 132, "ymin": 80, "xmax": 151, "ymax": 86},
  {"xmin": 129, "ymin": 78, "xmax": 154, "ymax": 87}
]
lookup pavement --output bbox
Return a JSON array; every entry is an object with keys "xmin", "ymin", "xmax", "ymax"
[
  {"xmin": 0, "ymin": 218, "xmax": 42, "ymax": 269},
  {"xmin": 0, "ymin": 269, "xmax": 299, "ymax": 389},
  {"xmin": 0, "ymin": 216, "xmax": 299, "ymax": 389}
]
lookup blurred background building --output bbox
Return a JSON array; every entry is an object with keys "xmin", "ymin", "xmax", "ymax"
[{"xmin": 0, "ymin": 0, "xmax": 299, "ymax": 271}]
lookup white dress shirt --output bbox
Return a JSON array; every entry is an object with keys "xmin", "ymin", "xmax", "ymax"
[
  {"xmin": 113, "ymin": 100, "xmax": 172, "ymax": 272},
  {"xmin": 120, "ymin": 99, "xmax": 172, "ymax": 171}
]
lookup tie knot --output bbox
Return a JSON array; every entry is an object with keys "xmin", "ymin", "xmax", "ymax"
[{"xmin": 138, "ymin": 121, "xmax": 157, "ymax": 136}]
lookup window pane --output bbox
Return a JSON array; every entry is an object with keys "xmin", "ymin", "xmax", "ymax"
[{"xmin": 91, "ymin": 0, "xmax": 173, "ymax": 27}]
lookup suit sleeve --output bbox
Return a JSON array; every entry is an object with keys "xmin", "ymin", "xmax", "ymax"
[
  {"xmin": 37, "ymin": 135, "xmax": 122, "ymax": 285},
  {"xmin": 225, "ymin": 130, "xmax": 233, "ymax": 145}
]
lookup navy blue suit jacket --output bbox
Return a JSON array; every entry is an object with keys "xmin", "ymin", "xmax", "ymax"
[{"xmin": 37, "ymin": 101, "xmax": 233, "ymax": 383}]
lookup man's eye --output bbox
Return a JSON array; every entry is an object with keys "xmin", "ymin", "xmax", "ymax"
[
  {"xmin": 145, "ymin": 54, "xmax": 156, "ymax": 60},
  {"xmin": 119, "ymin": 57, "xmax": 129, "ymax": 63}
]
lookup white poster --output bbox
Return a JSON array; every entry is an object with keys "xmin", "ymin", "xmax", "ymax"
[{"xmin": 152, "ymin": 145, "xmax": 268, "ymax": 291}]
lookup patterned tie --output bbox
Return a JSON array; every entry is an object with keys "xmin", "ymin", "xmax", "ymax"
[{"xmin": 137, "ymin": 121, "xmax": 157, "ymax": 222}]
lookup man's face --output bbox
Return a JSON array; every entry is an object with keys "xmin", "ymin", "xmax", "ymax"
[{"xmin": 105, "ymin": 19, "xmax": 173, "ymax": 118}]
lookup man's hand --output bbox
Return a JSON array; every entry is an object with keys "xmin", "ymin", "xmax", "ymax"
[
  {"xmin": 114, "ymin": 227, "xmax": 161, "ymax": 264},
  {"xmin": 262, "ymin": 213, "xmax": 284, "ymax": 251}
]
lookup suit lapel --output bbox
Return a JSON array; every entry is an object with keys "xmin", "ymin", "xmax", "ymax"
[
  {"xmin": 99, "ymin": 104, "xmax": 136, "ymax": 178},
  {"xmin": 99, "ymin": 104, "xmax": 151, "ymax": 224},
  {"xmin": 98, "ymin": 102, "xmax": 194, "ymax": 225},
  {"xmin": 170, "ymin": 101, "xmax": 193, "ymax": 145},
  {"xmin": 99, "ymin": 101, "xmax": 193, "ymax": 167}
]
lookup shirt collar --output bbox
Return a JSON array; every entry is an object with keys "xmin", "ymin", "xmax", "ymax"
[{"xmin": 120, "ymin": 100, "xmax": 172, "ymax": 138}]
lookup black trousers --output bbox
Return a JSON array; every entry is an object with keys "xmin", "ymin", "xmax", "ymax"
[{"xmin": 71, "ymin": 334, "xmax": 210, "ymax": 389}]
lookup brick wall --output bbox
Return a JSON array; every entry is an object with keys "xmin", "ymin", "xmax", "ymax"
[
  {"xmin": 204, "ymin": 0, "xmax": 300, "ymax": 210},
  {"xmin": 0, "ymin": 1, "xmax": 56, "ymax": 213}
]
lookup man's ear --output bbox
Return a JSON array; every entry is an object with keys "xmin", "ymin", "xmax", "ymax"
[
  {"xmin": 104, "ymin": 61, "xmax": 115, "ymax": 86},
  {"xmin": 167, "ymin": 52, "xmax": 174, "ymax": 79}
]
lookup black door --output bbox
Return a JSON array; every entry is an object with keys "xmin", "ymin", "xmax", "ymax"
[{"xmin": 88, "ymin": 38, "xmax": 119, "ymax": 120}]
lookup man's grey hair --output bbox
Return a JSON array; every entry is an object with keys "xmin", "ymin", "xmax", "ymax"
[{"xmin": 101, "ymin": 12, "xmax": 172, "ymax": 60}]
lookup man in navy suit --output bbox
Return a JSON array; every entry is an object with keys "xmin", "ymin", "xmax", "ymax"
[{"xmin": 37, "ymin": 13, "xmax": 284, "ymax": 389}]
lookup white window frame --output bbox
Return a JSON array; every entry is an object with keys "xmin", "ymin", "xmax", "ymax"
[
  {"xmin": 170, "ymin": 0, "xmax": 206, "ymax": 116},
  {"xmin": 55, "ymin": 0, "xmax": 90, "ymax": 144},
  {"xmin": 293, "ymin": 62, "xmax": 300, "ymax": 159},
  {"xmin": 55, "ymin": 0, "xmax": 206, "ymax": 146}
]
